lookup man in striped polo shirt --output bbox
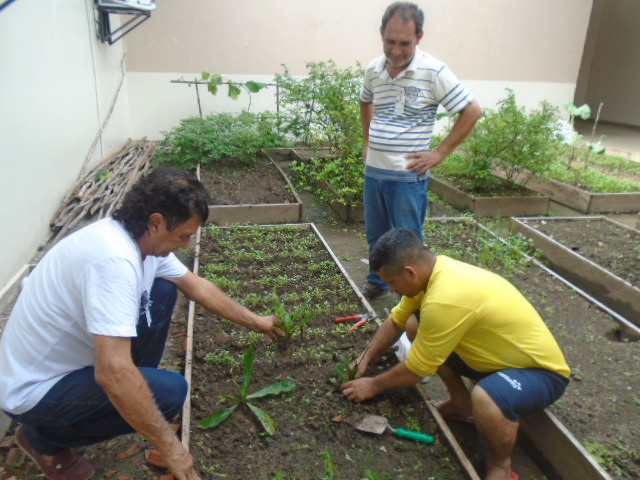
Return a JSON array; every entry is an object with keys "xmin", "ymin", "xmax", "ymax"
[{"xmin": 361, "ymin": 2, "xmax": 483, "ymax": 299}]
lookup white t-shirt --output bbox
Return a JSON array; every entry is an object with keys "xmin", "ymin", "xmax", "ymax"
[{"xmin": 0, "ymin": 218, "xmax": 188, "ymax": 414}]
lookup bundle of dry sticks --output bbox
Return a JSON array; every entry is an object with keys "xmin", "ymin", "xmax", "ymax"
[{"xmin": 48, "ymin": 139, "xmax": 157, "ymax": 246}]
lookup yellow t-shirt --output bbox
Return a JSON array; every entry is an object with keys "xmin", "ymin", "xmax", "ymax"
[{"xmin": 391, "ymin": 255, "xmax": 571, "ymax": 378}]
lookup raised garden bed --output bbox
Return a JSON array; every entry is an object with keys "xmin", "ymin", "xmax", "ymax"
[
  {"xmin": 283, "ymin": 148, "xmax": 444, "ymax": 224},
  {"xmin": 494, "ymin": 168, "xmax": 640, "ymax": 214},
  {"xmin": 429, "ymin": 175, "xmax": 550, "ymax": 217},
  {"xmin": 285, "ymin": 148, "xmax": 365, "ymax": 224},
  {"xmin": 184, "ymin": 223, "xmax": 467, "ymax": 479},
  {"xmin": 423, "ymin": 218, "xmax": 638, "ymax": 479},
  {"xmin": 198, "ymin": 155, "xmax": 303, "ymax": 225},
  {"xmin": 511, "ymin": 216, "xmax": 640, "ymax": 327}
]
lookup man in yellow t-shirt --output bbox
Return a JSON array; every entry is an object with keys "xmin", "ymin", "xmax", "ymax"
[{"xmin": 342, "ymin": 228, "xmax": 570, "ymax": 480}]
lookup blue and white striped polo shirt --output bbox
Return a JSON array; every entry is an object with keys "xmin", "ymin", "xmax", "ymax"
[{"xmin": 361, "ymin": 47, "xmax": 475, "ymax": 182}]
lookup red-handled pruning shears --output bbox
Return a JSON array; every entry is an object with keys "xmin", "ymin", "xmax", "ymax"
[{"xmin": 335, "ymin": 312, "xmax": 375, "ymax": 333}]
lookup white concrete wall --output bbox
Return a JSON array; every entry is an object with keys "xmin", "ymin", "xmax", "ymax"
[
  {"xmin": 124, "ymin": 0, "xmax": 593, "ymax": 139},
  {"xmin": 127, "ymin": 73, "xmax": 280, "ymax": 139},
  {"xmin": 0, "ymin": 0, "xmax": 132, "ymax": 293},
  {"xmin": 0, "ymin": 0, "xmax": 595, "ymax": 290}
]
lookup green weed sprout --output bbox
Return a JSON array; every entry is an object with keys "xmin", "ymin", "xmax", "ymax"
[
  {"xmin": 364, "ymin": 471, "xmax": 391, "ymax": 480},
  {"xmin": 199, "ymin": 345, "xmax": 295, "ymax": 435},
  {"xmin": 273, "ymin": 290, "xmax": 314, "ymax": 342},
  {"xmin": 321, "ymin": 450, "xmax": 336, "ymax": 480},
  {"xmin": 335, "ymin": 347, "xmax": 370, "ymax": 383},
  {"xmin": 335, "ymin": 356, "xmax": 359, "ymax": 383}
]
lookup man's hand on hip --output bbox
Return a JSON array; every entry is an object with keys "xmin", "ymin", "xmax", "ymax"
[{"xmin": 406, "ymin": 150, "xmax": 445, "ymax": 175}]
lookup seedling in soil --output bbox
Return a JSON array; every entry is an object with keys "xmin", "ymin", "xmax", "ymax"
[
  {"xmin": 203, "ymin": 349, "xmax": 239, "ymax": 372},
  {"xmin": 335, "ymin": 356, "xmax": 359, "ymax": 383},
  {"xmin": 365, "ymin": 471, "xmax": 391, "ymax": 480},
  {"xmin": 273, "ymin": 290, "xmax": 314, "ymax": 350},
  {"xmin": 321, "ymin": 450, "xmax": 336, "ymax": 480},
  {"xmin": 334, "ymin": 347, "xmax": 370, "ymax": 383},
  {"xmin": 199, "ymin": 345, "xmax": 296, "ymax": 435}
]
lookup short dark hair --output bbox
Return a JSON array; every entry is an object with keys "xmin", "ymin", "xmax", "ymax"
[
  {"xmin": 370, "ymin": 228, "xmax": 427, "ymax": 274},
  {"xmin": 113, "ymin": 166, "xmax": 209, "ymax": 239},
  {"xmin": 381, "ymin": 2, "xmax": 424, "ymax": 36}
]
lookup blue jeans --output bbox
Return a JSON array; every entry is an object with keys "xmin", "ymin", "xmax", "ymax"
[
  {"xmin": 7, "ymin": 278, "xmax": 186, "ymax": 455},
  {"xmin": 364, "ymin": 176, "xmax": 429, "ymax": 288}
]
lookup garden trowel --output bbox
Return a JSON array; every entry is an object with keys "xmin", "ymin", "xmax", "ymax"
[{"xmin": 345, "ymin": 414, "xmax": 435, "ymax": 444}]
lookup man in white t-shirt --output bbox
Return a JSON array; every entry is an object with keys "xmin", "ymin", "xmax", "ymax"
[{"xmin": 0, "ymin": 167, "xmax": 283, "ymax": 480}]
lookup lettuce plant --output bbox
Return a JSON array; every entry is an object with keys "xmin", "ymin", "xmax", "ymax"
[{"xmin": 200, "ymin": 345, "xmax": 295, "ymax": 435}]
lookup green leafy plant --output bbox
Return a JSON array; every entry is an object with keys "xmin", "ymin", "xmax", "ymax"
[
  {"xmin": 201, "ymin": 71, "xmax": 268, "ymax": 100},
  {"xmin": 203, "ymin": 349, "xmax": 239, "ymax": 371},
  {"xmin": 291, "ymin": 153, "xmax": 364, "ymax": 207},
  {"xmin": 200, "ymin": 345, "xmax": 296, "ymax": 435},
  {"xmin": 363, "ymin": 470, "xmax": 391, "ymax": 480},
  {"xmin": 155, "ymin": 111, "xmax": 284, "ymax": 170},
  {"xmin": 334, "ymin": 356, "xmax": 359, "ymax": 383},
  {"xmin": 562, "ymin": 102, "xmax": 602, "ymax": 166},
  {"xmin": 546, "ymin": 158, "xmax": 640, "ymax": 192},
  {"xmin": 275, "ymin": 60, "xmax": 363, "ymax": 148},
  {"xmin": 423, "ymin": 220, "xmax": 536, "ymax": 279},
  {"xmin": 584, "ymin": 440, "xmax": 628, "ymax": 476},
  {"xmin": 277, "ymin": 60, "xmax": 365, "ymax": 208},
  {"xmin": 334, "ymin": 346, "xmax": 370, "ymax": 382},
  {"xmin": 321, "ymin": 450, "xmax": 336, "ymax": 480},
  {"xmin": 436, "ymin": 89, "xmax": 562, "ymax": 191},
  {"xmin": 273, "ymin": 289, "xmax": 314, "ymax": 342}
]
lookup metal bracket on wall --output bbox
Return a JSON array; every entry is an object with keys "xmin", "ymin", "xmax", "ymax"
[{"xmin": 95, "ymin": 1, "xmax": 151, "ymax": 45}]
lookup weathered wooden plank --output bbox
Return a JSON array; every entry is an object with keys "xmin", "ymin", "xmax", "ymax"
[
  {"xmin": 512, "ymin": 216, "xmax": 640, "ymax": 325},
  {"xmin": 208, "ymin": 203, "xmax": 302, "ymax": 226},
  {"xmin": 520, "ymin": 410, "xmax": 612, "ymax": 480},
  {"xmin": 430, "ymin": 176, "xmax": 549, "ymax": 216},
  {"xmin": 200, "ymin": 155, "xmax": 304, "ymax": 225},
  {"xmin": 495, "ymin": 168, "xmax": 640, "ymax": 213}
]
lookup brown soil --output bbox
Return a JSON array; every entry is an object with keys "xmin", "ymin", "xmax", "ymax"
[
  {"xmin": 2, "ymin": 158, "xmax": 639, "ymax": 479},
  {"xmin": 519, "ymin": 217, "xmax": 640, "ymax": 287},
  {"xmin": 199, "ymin": 157, "xmax": 296, "ymax": 205},
  {"xmin": 189, "ymin": 225, "xmax": 464, "ymax": 480}
]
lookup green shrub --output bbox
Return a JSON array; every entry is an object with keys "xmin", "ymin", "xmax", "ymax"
[
  {"xmin": 276, "ymin": 60, "xmax": 365, "ymax": 207},
  {"xmin": 275, "ymin": 60, "xmax": 364, "ymax": 153},
  {"xmin": 155, "ymin": 111, "xmax": 285, "ymax": 170},
  {"xmin": 437, "ymin": 89, "xmax": 562, "ymax": 190},
  {"xmin": 291, "ymin": 153, "xmax": 364, "ymax": 207}
]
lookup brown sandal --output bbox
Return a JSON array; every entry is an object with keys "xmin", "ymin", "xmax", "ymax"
[{"xmin": 15, "ymin": 425, "xmax": 95, "ymax": 480}]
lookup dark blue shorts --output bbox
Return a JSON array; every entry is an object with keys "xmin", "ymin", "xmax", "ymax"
[{"xmin": 445, "ymin": 353, "xmax": 570, "ymax": 422}]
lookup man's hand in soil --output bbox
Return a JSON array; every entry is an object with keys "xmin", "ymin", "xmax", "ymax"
[
  {"xmin": 251, "ymin": 314, "xmax": 285, "ymax": 341},
  {"xmin": 342, "ymin": 362, "xmax": 423, "ymax": 403},
  {"xmin": 162, "ymin": 442, "xmax": 201, "ymax": 480},
  {"xmin": 171, "ymin": 272, "xmax": 284, "ymax": 340},
  {"xmin": 342, "ymin": 377, "xmax": 379, "ymax": 403}
]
